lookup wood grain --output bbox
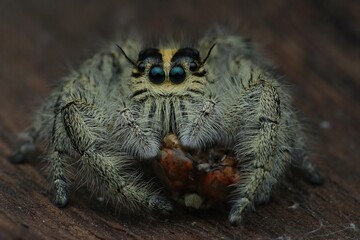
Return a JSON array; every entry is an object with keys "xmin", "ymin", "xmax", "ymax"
[{"xmin": 0, "ymin": 0, "xmax": 359, "ymax": 239}]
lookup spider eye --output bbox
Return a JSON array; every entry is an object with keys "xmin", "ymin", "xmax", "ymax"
[
  {"xmin": 189, "ymin": 61, "xmax": 198, "ymax": 71},
  {"xmin": 149, "ymin": 66, "xmax": 165, "ymax": 84},
  {"xmin": 169, "ymin": 66, "xmax": 186, "ymax": 84},
  {"xmin": 138, "ymin": 62, "xmax": 146, "ymax": 72}
]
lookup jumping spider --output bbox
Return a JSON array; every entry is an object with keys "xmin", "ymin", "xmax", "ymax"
[{"xmin": 10, "ymin": 28, "xmax": 321, "ymax": 225}]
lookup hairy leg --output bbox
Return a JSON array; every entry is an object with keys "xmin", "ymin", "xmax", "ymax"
[
  {"xmin": 8, "ymin": 137, "xmax": 36, "ymax": 164},
  {"xmin": 49, "ymin": 99, "xmax": 172, "ymax": 213},
  {"xmin": 8, "ymin": 96, "xmax": 56, "ymax": 163},
  {"xmin": 197, "ymin": 30, "xmax": 322, "ymax": 224},
  {"xmin": 292, "ymin": 127, "xmax": 323, "ymax": 185},
  {"xmin": 228, "ymin": 78, "xmax": 293, "ymax": 225},
  {"xmin": 176, "ymin": 96, "xmax": 225, "ymax": 150}
]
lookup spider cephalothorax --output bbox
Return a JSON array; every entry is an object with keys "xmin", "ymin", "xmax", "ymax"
[{"xmin": 10, "ymin": 28, "xmax": 321, "ymax": 225}]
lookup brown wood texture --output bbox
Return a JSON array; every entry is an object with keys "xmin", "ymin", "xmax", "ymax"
[{"xmin": 0, "ymin": 0, "xmax": 359, "ymax": 239}]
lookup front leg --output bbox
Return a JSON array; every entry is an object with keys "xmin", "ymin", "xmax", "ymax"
[
  {"xmin": 176, "ymin": 96, "xmax": 225, "ymax": 149},
  {"xmin": 113, "ymin": 103, "xmax": 161, "ymax": 159},
  {"xmin": 55, "ymin": 100, "xmax": 172, "ymax": 213},
  {"xmin": 228, "ymin": 79, "xmax": 293, "ymax": 225}
]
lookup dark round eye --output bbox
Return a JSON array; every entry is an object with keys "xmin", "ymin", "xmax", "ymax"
[
  {"xmin": 169, "ymin": 66, "xmax": 186, "ymax": 84},
  {"xmin": 149, "ymin": 66, "xmax": 165, "ymax": 84},
  {"xmin": 189, "ymin": 61, "xmax": 198, "ymax": 71},
  {"xmin": 137, "ymin": 62, "xmax": 146, "ymax": 72}
]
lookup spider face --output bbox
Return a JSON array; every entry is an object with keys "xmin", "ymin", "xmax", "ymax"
[{"xmin": 129, "ymin": 47, "xmax": 208, "ymax": 101}]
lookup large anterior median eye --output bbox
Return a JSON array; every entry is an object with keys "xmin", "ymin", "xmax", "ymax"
[
  {"xmin": 169, "ymin": 66, "xmax": 186, "ymax": 84},
  {"xmin": 149, "ymin": 66, "xmax": 165, "ymax": 84}
]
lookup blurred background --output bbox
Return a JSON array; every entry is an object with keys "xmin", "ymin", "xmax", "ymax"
[{"xmin": 0, "ymin": 0, "xmax": 359, "ymax": 239}]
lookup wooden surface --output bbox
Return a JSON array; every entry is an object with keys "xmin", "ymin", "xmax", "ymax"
[{"xmin": 0, "ymin": 0, "xmax": 359, "ymax": 239}]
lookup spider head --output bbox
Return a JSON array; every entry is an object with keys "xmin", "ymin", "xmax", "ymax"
[{"xmin": 118, "ymin": 45, "xmax": 215, "ymax": 101}]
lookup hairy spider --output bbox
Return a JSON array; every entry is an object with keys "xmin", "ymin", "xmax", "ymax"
[{"xmin": 10, "ymin": 27, "xmax": 321, "ymax": 225}]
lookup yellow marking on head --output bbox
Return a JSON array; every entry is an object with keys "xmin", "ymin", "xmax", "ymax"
[{"xmin": 159, "ymin": 49, "xmax": 177, "ymax": 70}]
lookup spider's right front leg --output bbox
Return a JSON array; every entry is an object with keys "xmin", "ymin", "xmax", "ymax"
[
  {"xmin": 113, "ymin": 104, "xmax": 161, "ymax": 160},
  {"xmin": 50, "ymin": 98, "xmax": 172, "ymax": 214}
]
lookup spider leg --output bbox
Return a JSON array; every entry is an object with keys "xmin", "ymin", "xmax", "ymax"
[
  {"xmin": 50, "ymin": 99, "xmax": 172, "ymax": 213},
  {"xmin": 10, "ymin": 42, "xmax": 172, "ymax": 214},
  {"xmin": 8, "ymin": 138, "xmax": 36, "ymax": 164},
  {"xmin": 112, "ymin": 104, "xmax": 161, "ymax": 160},
  {"xmin": 298, "ymin": 156, "xmax": 322, "ymax": 184},
  {"xmin": 228, "ymin": 78, "xmax": 293, "ymax": 225},
  {"xmin": 292, "ymin": 130, "xmax": 323, "ymax": 185},
  {"xmin": 176, "ymin": 96, "xmax": 225, "ymax": 150},
  {"xmin": 8, "ymin": 100, "xmax": 52, "ymax": 164},
  {"xmin": 48, "ymin": 148, "xmax": 70, "ymax": 207},
  {"xmin": 197, "ymin": 30, "xmax": 322, "ymax": 224}
]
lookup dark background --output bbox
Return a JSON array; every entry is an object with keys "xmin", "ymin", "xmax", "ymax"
[{"xmin": 0, "ymin": 0, "xmax": 359, "ymax": 239}]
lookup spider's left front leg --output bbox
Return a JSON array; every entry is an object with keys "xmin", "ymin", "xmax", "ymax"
[{"xmin": 227, "ymin": 78, "xmax": 293, "ymax": 225}]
